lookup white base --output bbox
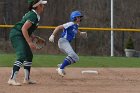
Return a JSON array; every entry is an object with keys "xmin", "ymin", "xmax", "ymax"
[{"xmin": 81, "ymin": 70, "xmax": 98, "ymax": 74}]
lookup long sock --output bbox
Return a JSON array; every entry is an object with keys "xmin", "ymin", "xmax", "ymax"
[
  {"xmin": 10, "ymin": 61, "xmax": 22, "ymax": 80},
  {"xmin": 23, "ymin": 61, "xmax": 32, "ymax": 80},
  {"xmin": 24, "ymin": 66, "xmax": 31, "ymax": 80},
  {"xmin": 60, "ymin": 59, "xmax": 70, "ymax": 69}
]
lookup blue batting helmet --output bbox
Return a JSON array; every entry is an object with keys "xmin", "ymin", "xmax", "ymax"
[{"xmin": 70, "ymin": 11, "xmax": 83, "ymax": 21}]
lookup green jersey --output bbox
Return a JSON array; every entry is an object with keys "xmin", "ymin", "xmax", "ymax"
[
  {"xmin": 9, "ymin": 10, "xmax": 40, "ymax": 61},
  {"xmin": 10, "ymin": 9, "xmax": 40, "ymax": 37}
]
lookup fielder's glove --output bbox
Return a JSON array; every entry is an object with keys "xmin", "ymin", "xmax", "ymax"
[
  {"xmin": 32, "ymin": 36, "xmax": 46, "ymax": 49},
  {"xmin": 49, "ymin": 34, "xmax": 55, "ymax": 43},
  {"xmin": 80, "ymin": 32, "xmax": 87, "ymax": 39}
]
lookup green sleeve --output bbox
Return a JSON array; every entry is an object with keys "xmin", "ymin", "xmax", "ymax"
[{"xmin": 27, "ymin": 13, "xmax": 38, "ymax": 24}]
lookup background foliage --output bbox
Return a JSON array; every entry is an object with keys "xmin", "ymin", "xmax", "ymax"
[{"xmin": 0, "ymin": 0, "xmax": 140, "ymax": 56}]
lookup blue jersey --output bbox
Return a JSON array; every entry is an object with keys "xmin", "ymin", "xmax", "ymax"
[{"xmin": 61, "ymin": 22, "xmax": 79, "ymax": 42}]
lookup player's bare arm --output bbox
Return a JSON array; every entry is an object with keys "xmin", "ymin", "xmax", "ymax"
[
  {"xmin": 49, "ymin": 25, "xmax": 64, "ymax": 42},
  {"xmin": 22, "ymin": 20, "xmax": 36, "ymax": 49},
  {"xmin": 52, "ymin": 25, "xmax": 64, "ymax": 36}
]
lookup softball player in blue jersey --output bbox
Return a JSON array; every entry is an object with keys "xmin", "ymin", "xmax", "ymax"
[{"xmin": 49, "ymin": 11, "xmax": 87, "ymax": 77}]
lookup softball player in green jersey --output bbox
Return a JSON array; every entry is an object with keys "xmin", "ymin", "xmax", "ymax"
[{"xmin": 8, "ymin": 0, "xmax": 47, "ymax": 86}]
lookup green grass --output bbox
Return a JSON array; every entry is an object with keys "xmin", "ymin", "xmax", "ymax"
[{"xmin": 0, "ymin": 54, "xmax": 140, "ymax": 67}]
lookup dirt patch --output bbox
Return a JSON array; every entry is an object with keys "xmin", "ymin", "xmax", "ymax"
[{"xmin": 0, "ymin": 67, "xmax": 140, "ymax": 93}]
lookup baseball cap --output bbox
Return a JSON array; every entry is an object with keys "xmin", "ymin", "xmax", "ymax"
[{"xmin": 33, "ymin": 0, "xmax": 47, "ymax": 8}]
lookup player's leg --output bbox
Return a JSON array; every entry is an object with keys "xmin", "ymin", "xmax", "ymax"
[
  {"xmin": 23, "ymin": 46, "xmax": 36, "ymax": 84},
  {"xmin": 57, "ymin": 38, "xmax": 79, "ymax": 76},
  {"xmin": 8, "ymin": 36, "xmax": 27, "ymax": 86},
  {"xmin": 58, "ymin": 38, "xmax": 79, "ymax": 68}
]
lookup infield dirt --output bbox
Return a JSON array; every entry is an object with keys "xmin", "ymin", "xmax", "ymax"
[{"xmin": 0, "ymin": 67, "xmax": 140, "ymax": 93}]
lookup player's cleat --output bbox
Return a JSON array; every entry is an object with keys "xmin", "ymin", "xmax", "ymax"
[
  {"xmin": 23, "ymin": 79, "xmax": 36, "ymax": 84},
  {"xmin": 8, "ymin": 79, "xmax": 21, "ymax": 86},
  {"xmin": 56, "ymin": 68, "xmax": 66, "ymax": 77}
]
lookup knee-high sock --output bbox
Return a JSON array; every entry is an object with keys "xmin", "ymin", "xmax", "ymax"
[
  {"xmin": 60, "ymin": 59, "xmax": 71, "ymax": 69},
  {"xmin": 24, "ymin": 66, "xmax": 31, "ymax": 80},
  {"xmin": 23, "ymin": 61, "xmax": 32, "ymax": 80},
  {"xmin": 10, "ymin": 61, "xmax": 23, "ymax": 80}
]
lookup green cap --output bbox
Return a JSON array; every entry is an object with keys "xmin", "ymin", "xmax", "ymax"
[{"xmin": 28, "ymin": 0, "xmax": 34, "ymax": 4}]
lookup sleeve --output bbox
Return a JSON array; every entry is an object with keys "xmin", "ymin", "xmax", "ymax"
[
  {"xmin": 27, "ymin": 13, "xmax": 37, "ymax": 24},
  {"xmin": 63, "ymin": 22, "xmax": 74, "ymax": 29}
]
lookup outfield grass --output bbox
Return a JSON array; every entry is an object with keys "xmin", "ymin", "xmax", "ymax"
[{"xmin": 0, "ymin": 54, "xmax": 140, "ymax": 67}]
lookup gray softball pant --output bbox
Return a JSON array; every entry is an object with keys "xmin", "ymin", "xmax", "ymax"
[{"xmin": 58, "ymin": 38, "xmax": 79, "ymax": 63}]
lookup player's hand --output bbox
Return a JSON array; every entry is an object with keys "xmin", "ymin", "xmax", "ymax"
[
  {"xmin": 28, "ymin": 42, "xmax": 36, "ymax": 49},
  {"xmin": 49, "ymin": 34, "xmax": 55, "ymax": 43},
  {"xmin": 80, "ymin": 32, "xmax": 87, "ymax": 39}
]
